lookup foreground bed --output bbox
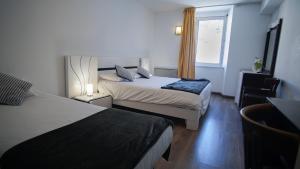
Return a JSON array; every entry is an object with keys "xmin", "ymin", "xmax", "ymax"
[
  {"xmin": 98, "ymin": 75, "xmax": 212, "ymax": 130},
  {"xmin": 0, "ymin": 91, "xmax": 173, "ymax": 169}
]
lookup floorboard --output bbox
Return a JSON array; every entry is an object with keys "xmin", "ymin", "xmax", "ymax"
[{"xmin": 155, "ymin": 94, "xmax": 244, "ymax": 169}]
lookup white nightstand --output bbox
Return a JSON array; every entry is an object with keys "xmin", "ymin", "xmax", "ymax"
[{"xmin": 73, "ymin": 93, "xmax": 112, "ymax": 108}]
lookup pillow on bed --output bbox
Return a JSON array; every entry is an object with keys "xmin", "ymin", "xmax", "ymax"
[
  {"xmin": 131, "ymin": 72, "xmax": 142, "ymax": 79},
  {"xmin": 0, "ymin": 73, "xmax": 32, "ymax": 105},
  {"xmin": 115, "ymin": 65, "xmax": 134, "ymax": 81},
  {"xmin": 99, "ymin": 73, "xmax": 125, "ymax": 82},
  {"xmin": 137, "ymin": 66, "xmax": 151, "ymax": 79}
]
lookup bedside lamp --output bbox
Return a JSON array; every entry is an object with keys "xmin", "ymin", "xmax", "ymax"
[{"xmin": 86, "ymin": 84, "xmax": 93, "ymax": 96}]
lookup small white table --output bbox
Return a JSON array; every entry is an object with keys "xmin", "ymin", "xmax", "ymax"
[{"xmin": 73, "ymin": 93, "xmax": 112, "ymax": 108}]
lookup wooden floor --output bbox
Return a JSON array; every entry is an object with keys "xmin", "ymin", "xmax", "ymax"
[{"xmin": 155, "ymin": 94, "xmax": 245, "ymax": 169}]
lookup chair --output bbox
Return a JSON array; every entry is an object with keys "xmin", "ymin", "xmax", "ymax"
[
  {"xmin": 241, "ymin": 104, "xmax": 300, "ymax": 169},
  {"xmin": 241, "ymin": 77, "xmax": 280, "ymax": 108}
]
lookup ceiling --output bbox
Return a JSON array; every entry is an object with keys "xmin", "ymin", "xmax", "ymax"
[{"xmin": 137, "ymin": 0, "xmax": 262, "ymax": 12}]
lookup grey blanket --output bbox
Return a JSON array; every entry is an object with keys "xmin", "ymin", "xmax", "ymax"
[{"xmin": 161, "ymin": 78, "xmax": 210, "ymax": 95}]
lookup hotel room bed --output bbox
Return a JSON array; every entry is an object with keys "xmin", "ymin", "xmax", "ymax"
[
  {"xmin": 64, "ymin": 55, "xmax": 210, "ymax": 130},
  {"xmin": 0, "ymin": 91, "xmax": 173, "ymax": 169},
  {"xmin": 98, "ymin": 75, "xmax": 212, "ymax": 130}
]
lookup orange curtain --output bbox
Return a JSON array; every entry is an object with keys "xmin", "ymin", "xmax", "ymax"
[{"xmin": 178, "ymin": 7, "xmax": 196, "ymax": 79}]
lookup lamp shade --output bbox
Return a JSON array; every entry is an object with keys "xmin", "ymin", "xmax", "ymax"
[{"xmin": 86, "ymin": 84, "xmax": 93, "ymax": 96}]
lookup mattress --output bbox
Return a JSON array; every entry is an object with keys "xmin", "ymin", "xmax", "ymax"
[
  {"xmin": 0, "ymin": 91, "xmax": 172, "ymax": 169},
  {"xmin": 98, "ymin": 76, "xmax": 212, "ymax": 112}
]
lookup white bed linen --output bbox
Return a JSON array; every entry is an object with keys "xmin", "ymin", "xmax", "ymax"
[
  {"xmin": 0, "ymin": 91, "xmax": 106, "ymax": 157},
  {"xmin": 0, "ymin": 91, "xmax": 172, "ymax": 169},
  {"xmin": 98, "ymin": 76, "xmax": 211, "ymax": 112}
]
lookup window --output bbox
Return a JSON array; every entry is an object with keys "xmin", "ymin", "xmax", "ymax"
[{"xmin": 196, "ymin": 16, "xmax": 227, "ymax": 67}]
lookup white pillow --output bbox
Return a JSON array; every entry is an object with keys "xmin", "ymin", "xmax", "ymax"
[
  {"xmin": 131, "ymin": 72, "xmax": 142, "ymax": 79},
  {"xmin": 99, "ymin": 73, "xmax": 124, "ymax": 82},
  {"xmin": 115, "ymin": 65, "xmax": 134, "ymax": 81},
  {"xmin": 137, "ymin": 66, "xmax": 151, "ymax": 79}
]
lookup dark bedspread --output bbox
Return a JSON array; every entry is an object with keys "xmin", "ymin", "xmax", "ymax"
[
  {"xmin": 161, "ymin": 78, "xmax": 210, "ymax": 95},
  {"xmin": 0, "ymin": 108, "xmax": 173, "ymax": 169}
]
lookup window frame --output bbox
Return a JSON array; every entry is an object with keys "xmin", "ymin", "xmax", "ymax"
[{"xmin": 195, "ymin": 16, "xmax": 228, "ymax": 68}]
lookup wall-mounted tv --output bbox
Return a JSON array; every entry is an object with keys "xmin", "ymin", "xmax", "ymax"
[{"xmin": 262, "ymin": 19, "xmax": 283, "ymax": 76}]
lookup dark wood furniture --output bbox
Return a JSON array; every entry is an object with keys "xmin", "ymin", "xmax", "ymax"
[
  {"xmin": 235, "ymin": 19, "xmax": 282, "ymax": 108},
  {"xmin": 236, "ymin": 72, "xmax": 272, "ymax": 108},
  {"xmin": 241, "ymin": 104, "xmax": 300, "ymax": 169},
  {"xmin": 268, "ymin": 98, "xmax": 300, "ymax": 169},
  {"xmin": 241, "ymin": 77, "xmax": 280, "ymax": 108},
  {"xmin": 267, "ymin": 98, "xmax": 300, "ymax": 134}
]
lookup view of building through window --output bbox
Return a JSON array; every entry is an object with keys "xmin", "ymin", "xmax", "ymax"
[{"xmin": 196, "ymin": 18, "xmax": 225, "ymax": 65}]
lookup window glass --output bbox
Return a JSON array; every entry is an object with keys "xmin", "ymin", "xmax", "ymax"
[{"xmin": 196, "ymin": 19, "xmax": 225, "ymax": 65}]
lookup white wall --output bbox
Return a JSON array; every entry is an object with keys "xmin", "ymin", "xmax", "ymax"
[
  {"xmin": 0, "ymin": 0, "xmax": 154, "ymax": 96},
  {"xmin": 151, "ymin": 4, "xmax": 271, "ymax": 95},
  {"xmin": 150, "ymin": 10, "xmax": 183, "ymax": 69},
  {"xmin": 222, "ymin": 4, "xmax": 271, "ymax": 96},
  {"xmin": 270, "ymin": 0, "xmax": 300, "ymax": 100}
]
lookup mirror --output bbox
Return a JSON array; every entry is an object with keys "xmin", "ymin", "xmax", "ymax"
[{"xmin": 262, "ymin": 19, "xmax": 283, "ymax": 76}]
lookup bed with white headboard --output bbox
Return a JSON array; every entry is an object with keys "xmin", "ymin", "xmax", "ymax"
[
  {"xmin": 97, "ymin": 56, "xmax": 212, "ymax": 130},
  {"xmin": 64, "ymin": 55, "xmax": 211, "ymax": 130}
]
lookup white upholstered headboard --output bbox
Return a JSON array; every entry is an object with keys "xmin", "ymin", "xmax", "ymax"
[
  {"xmin": 65, "ymin": 56, "xmax": 98, "ymax": 98},
  {"xmin": 65, "ymin": 56, "xmax": 150, "ymax": 98}
]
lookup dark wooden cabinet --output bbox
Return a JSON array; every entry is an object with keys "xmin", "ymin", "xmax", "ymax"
[{"xmin": 235, "ymin": 71, "xmax": 272, "ymax": 108}]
